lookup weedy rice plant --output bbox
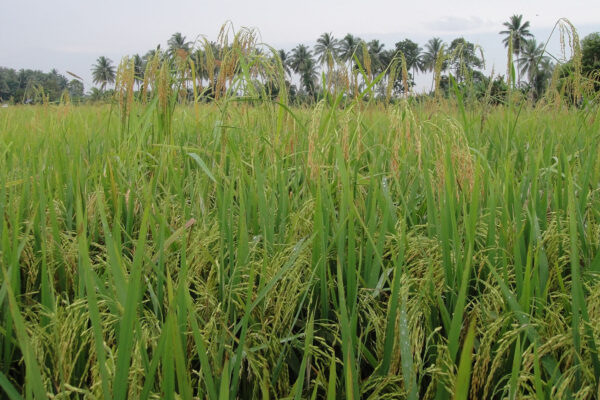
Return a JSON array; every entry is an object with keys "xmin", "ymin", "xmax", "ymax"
[{"xmin": 1, "ymin": 23, "xmax": 600, "ymax": 400}]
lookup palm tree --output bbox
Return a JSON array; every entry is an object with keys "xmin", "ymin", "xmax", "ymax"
[
  {"xmin": 88, "ymin": 87, "xmax": 105, "ymax": 102},
  {"xmin": 367, "ymin": 40, "xmax": 386, "ymax": 75},
  {"xmin": 168, "ymin": 32, "xmax": 191, "ymax": 61},
  {"xmin": 289, "ymin": 45, "xmax": 313, "ymax": 75},
  {"xmin": 500, "ymin": 14, "xmax": 533, "ymax": 85},
  {"xmin": 132, "ymin": 54, "xmax": 143, "ymax": 89},
  {"xmin": 314, "ymin": 33, "xmax": 341, "ymax": 93},
  {"xmin": 290, "ymin": 45, "xmax": 317, "ymax": 95},
  {"xmin": 517, "ymin": 38, "xmax": 551, "ymax": 99},
  {"xmin": 143, "ymin": 46, "xmax": 162, "ymax": 65},
  {"xmin": 340, "ymin": 34, "xmax": 362, "ymax": 69},
  {"xmin": 300, "ymin": 58, "xmax": 318, "ymax": 97},
  {"xmin": 277, "ymin": 49, "xmax": 292, "ymax": 77},
  {"xmin": 91, "ymin": 56, "xmax": 115, "ymax": 91},
  {"xmin": 532, "ymin": 59, "xmax": 554, "ymax": 99},
  {"xmin": 421, "ymin": 38, "xmax": 445, "ymax": 90},
  {"xmin": 191, "ymin": 49, "xmax": 208, "ymax": 89},
  {"xmin": 421, "ymin": 38, "xmax": 444, "ymax": 73},
  {"xmin": 517, "ymin": 39, "xmax": 548, "ymax": 83},
  {"xmin": 314, "ymin": 33, "xmax": 340, "ymax": 66}
]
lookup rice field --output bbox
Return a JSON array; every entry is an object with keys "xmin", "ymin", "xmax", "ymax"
[{"xmin": 1, "ymin": 37, "xmax": 600, "ymax": 399}]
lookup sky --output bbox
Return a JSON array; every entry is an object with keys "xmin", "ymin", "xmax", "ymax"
[{"xmin": 1, "ymin": 0, "xmax": 599, "ymax": 92}]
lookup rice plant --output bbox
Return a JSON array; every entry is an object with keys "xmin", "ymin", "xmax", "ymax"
[{"xmin": 1, "ymin": 26, "xmax": 600, "ymax": 400}]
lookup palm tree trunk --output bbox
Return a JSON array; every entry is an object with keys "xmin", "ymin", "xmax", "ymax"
[
  {"xmin": 430, "ymin": 74, "xmax": 434, "ymax": 93},
  {"xmin": 516, "ymin": 50, "xmax": 520, "ymax": 87}
]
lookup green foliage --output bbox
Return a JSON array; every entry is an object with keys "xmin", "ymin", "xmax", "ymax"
[
  {"xmin": 582, "ymin": 32, "xmax": 600, "ymax": 75},
  {"xmin": 2, "ymin": 29, "xmax": 600, "ymax": 400},
  {"xmin": 289, "ymin": 44, "xmax": 318, "ymax": 96},
  {"xmin": 0, "ymin": 67, "xmax": 71, "ymax": 103},
  {"xmin": 91, "ymin": 56, "xmax": 116, "ymax": 91},
  {"xmin": 394, "ymin": 39, "xmax": 422, "ymax": 73},
  {"xmin": 67, "ymin": 79, "xmax": 85, "ymax": 102},
  {"xmin": 447, "ymin": 38, "xmax": 484, "ymax": 83},
  {"xmin": 582, "ymin": 32, "xmax": 600, "ymax": 91}
]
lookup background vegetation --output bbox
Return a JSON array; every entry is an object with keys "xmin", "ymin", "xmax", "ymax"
[{"xmin": 1, "ymin": 15, "xmax": 599, "ymax": 105}]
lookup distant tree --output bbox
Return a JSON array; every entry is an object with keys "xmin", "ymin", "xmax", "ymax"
[
  {"xmin": 531, "ymin": 59, "xmax": 554, "ymax": 99},
  {"xmin": 340, "ymin": 34, "xmax": 362, "ymax": 69},
  {"xmin": 289, "ymin": 45, "xmax": 313, "ymax": 75},
  {"xmin": 421, "ymin": 37, "xmax": 445, "ymax": 73},
  {"xmin": 144, "ymin": 46, "xmax": 163, "ymax": 63},
  {"xmin": 277, "ymin": 49, "xmax": 292, "ymax": 77},
  {"xmin": 43, "ymin": 69, "xmax": 69, "ymax": 100},
  {"xmin": 509, "ymin": 38, "xmax": 554, "ymax": 99},
  {"xmin": 0, "ymin": 71, "xmax": 10, "ymax": 101},
  {"xmin": 0, "ymin": 67, "xmax": 71, "ymax": 103},
  {"xmin": 67, "ymin": 79, "xmax": 84, "ymax": 101},
  {"xmin": 290, "ymin": 44, "xmax": 317, "ymax": 96},
  {"xmin": 0, "ymin": 67, "xmax": 19, "ymax": 102},
  {"xmin": 314, "ymin": 33, "xmax": 341, "ymax": 91},
  {"xmin": 300, "ymin": 58, "xmax": 318, "ymax": 97},
  {"xmin": 88, "ymin": 87, "xmax": 105, "ymax": 102},
  {"xmin": 191, "ymin": 49, "xmax": 206, "ymax": 72},
  {"xmin": 421, "ymin": 38, "xmax": 446, "ymax": 91},
  {"xmin": 581, "ymin": 32, "xmax": 600, "ymax": 78},
  {"xmin": 516, "ymin": 39, "xmax": 549, "ymax": 84},
  {"xmin": 92, "ymin": 56, "xmax": 116, "ymax": 91},
  {"xmin": 132, "ymin": 54, "xmax": 144, "ymax": 88},
  {"xmin": 548, "ymin": 32, "xmax": 600, "ymax": 100},
  {"xmin": 367, "ymin": 40, "xmax": 386, "ymax": 75},
  {"xmin": 485, "ymin": 75, "xmax": 510, "ymax": 104},
  {"xmin": 390, "ymin": 66, "xmax": 415, "ymax": 96},
  {"xmin": 394, "ymin": 39, "xmax": 423, "ymax": 76},
  {"xmin": 168, "ymin": 32, "xmax": 191, "ymax": 62},
  {"xmin": 314, "ymin": 33, "xmax": 340, "ymax": 66},
  {"xmin": 500, "ymin": 14, "xmax": 533, "ymax": 84},
  {"xmin": 448, "ymin": 38, "xmax": 483, "ymax": 82}
]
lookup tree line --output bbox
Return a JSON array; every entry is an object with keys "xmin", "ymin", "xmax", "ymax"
[
  {"xmin": 1, "ymin": 15, "xmax": 599, "ymax": 104},
  {"xmin": 0, "ymin": 68, "xmax": 84, "ymax": 103}
]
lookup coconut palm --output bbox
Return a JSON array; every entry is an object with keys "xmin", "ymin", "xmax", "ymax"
[
  {"xmin": 142, "ymin": 46, "xmax": 165, "ymax": 76},
  {"xmin": 289, "ymin": 45, "xmax": 313, "ymax": 75},
  {"xmin": 143, "ymin": 46, "xmax": 162, "ymax": 64},
  {"xmin": 531, "ymin": 58, "xmax": 554, "ymax": 98},
  {"xmin": 314, "ymin": 33, "xmax": 340, "ymax": 66},
  {"xmin": 290, "ymin": 45, "xmax": 317, "ymax": 95},
  {"xmin": 88, "ymin": 87, "xmax": 105, "ymax": 102},
  {"xmin": 91, "ymin": 56, "xmax": 115, "ymax": 91},
  {"xmin": 300, "ymin": 58, "xmax": 318, "ymax": 96},
  {"xmin": 517, "ymin": 38, "xmax": 552, "ymax": 99},
  {"xmin": 367, "ymin": 40, "xmax": 386, "ymax": 74},
  {"xmin": 421, "ymin": 37, "xmax": 445, "ymax": 73},
  {"xmin": 132, "ymin": 54, "xmax": 143, "ymax": 88},
  {"xmin": 191, "ymin": 49, "xmax": 209, "ymax": 88},
  {"xmin": 277, "ymin": 49, "xmax": 292, "ymax": 77},
  {"xmin": 500, "ymin": 14, "xmax": 533, "ymax": 84},
  {"xmin": 517, "ymin": 38, "xmax": 549, "ymax": 83},
  {"xmin": 168, "ymin": 32, "xmax": 191, "ymax": 61},
  {"xmin": 314, "ymin": 33, "xmax": 341, "ymax": 93},
  {"xmin": 421, "ymin": 38, "xmax": 445, "ymax": 90},
  {"xmin": 340, "ymin": 34, "xmax": 362, "ymax": 69}
]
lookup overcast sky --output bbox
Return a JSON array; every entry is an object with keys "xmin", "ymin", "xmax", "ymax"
[{"xmin": 1, "ymin": 0, "xmax": 598, "ymax": 91}]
